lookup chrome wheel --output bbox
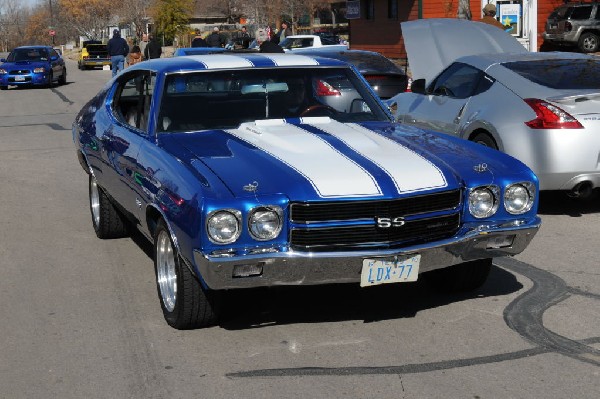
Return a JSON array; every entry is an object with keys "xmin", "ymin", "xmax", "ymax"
[
  {"xmin": 156, "ymin": 230, "xmax": 177, "ymax": 312},
  {"xmin": 90, "ymin": 177, "xmax": 100, "ymax": 228}
]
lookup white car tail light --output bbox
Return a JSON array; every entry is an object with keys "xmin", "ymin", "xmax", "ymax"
[
  {"xmin": 315, "ymin": 79, "xmax": 341, "ymax": 96},
  {"xmin": 524, "ymin": 98, "xmax": 583, "ymax": 129}
]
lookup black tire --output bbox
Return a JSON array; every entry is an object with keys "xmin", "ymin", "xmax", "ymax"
[
  {"xmin": 46, "ymin": 72, "xmax": 53, "ymax": 88},
  {"xmin": 89, "ymin": 174, "xmax": 128, "ymax": 239},
  {"xmin": 0, "ymin": 86, "xmax": 7, "ymax": 90},
  {"xmin": 424, "ymin": 258, "xmax": 492, "ymax": 293},
  {"xmin": 471, "ymin": 132, "xmax": 498, "ymax": 150},
  {"xmin": 154, "ymin": 220, "xmax": 220, "ymax": 329},
  {"xmin": 578, "ymin": 32, "xmax": 599, "ymax": 53},
  {"xmin": 58, "ymin": 67, "xmax": 67, "ymax": 85}
]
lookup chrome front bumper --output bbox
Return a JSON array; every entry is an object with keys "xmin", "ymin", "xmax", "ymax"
[{"xmin": 193, "ymin": 217, "xmax": 541, "ymax": 290}]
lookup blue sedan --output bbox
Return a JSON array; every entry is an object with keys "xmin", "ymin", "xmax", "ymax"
[
  {"xmin": 73, "ymin": 53, "xmax": 541, "ymax": 329},
  {"xmin": 0, "ymin": 45, "xmax": 67, "ymax": 89}
]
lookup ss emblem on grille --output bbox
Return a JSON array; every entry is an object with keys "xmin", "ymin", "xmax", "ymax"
[{"xmin": 376, "ymin": 217, "xmax": 406, "ymax": 228}]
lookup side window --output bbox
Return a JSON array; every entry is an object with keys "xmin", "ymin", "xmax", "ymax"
[
  {"xmin": 570, "ymin": 6, "xmax": 592, "ymax": 20},
  {"xmin": 596, "ymin": 6, "xmax": 600, "ymax": 21},
  {"xmin": 50, "ymin": 49, "xmax": 59, "ymax": 58},
  {"xmin": 429, "ymin": 63, "xmax": 482, "ymax": 99},
  {"xmin": 112, "ymin": 71, "xmax": 156, "ymax": 133}
]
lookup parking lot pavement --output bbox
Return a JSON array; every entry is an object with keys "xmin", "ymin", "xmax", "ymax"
[{"xmin": 0, "ymin": 59, "xmax": 598, "ymax": 398}]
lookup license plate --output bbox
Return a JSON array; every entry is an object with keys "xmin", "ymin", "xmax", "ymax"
[
  {"xmin": 15, "ymin": 76, "xmax": 25, "ymax": 81},
  {"xmin": 360, "ymin": 255, "xmax": 420, "ymax": 287}
]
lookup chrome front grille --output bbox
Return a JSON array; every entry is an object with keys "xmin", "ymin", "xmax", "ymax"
[{"xmin": 289, "ymin": 190, "xmax": 462, "ymax": 251}]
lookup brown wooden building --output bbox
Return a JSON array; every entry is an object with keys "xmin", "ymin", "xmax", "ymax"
[{"xmin": 348, "ymin": 0, "xmax": 566, "ymax": 60}]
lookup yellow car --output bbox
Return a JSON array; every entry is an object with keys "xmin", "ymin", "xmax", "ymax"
[{"xmin": 78, "ymin": 41, "xmax": 111, "ymax": 70}]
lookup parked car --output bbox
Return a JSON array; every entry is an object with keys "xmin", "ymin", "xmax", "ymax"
[
  {"xmin": 78, "ymin": 40, "xmax": 111, "ymax": 70},
  {"xmin": 172, "ymin": 47, "xmax": 228, "ymax": 56},
  {"xmin": 73, "ymin": 53, "xmax": 540, "ymax": 329},
  {"xmin": 279, "ymin": 35, "xmax": 348, "ymax": 51},
  {"xmin": 542, "ymin": 2, "xmax": 600, "ymax": 53},
  {"xmin": 387, "ymin": 18, "xmax": 600, "ymax": 195},
  {"xmin": 0, "ymin": 45, "xmax": 67, "ymax": 89},
  {"xmin": 294, "ymin": 49, "xmax": 408, "ymax": 98}
]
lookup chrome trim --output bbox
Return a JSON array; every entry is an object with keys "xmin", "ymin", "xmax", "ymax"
[
  {"xmin": 247, "ymin": 205, "xmax": 284, "ymax": 241},
  {"xmin": 206, "ymin": 209, "xmax": 242, "ymax": 244},
  {"xmin": 504, "ymin": 182, "xmax": 536, "ymax": 215},
  {"xmin": 468, "ymin": 185, "xmax": 500, "ymax": 218},
  {"xmin": 193, "ymin": 216, "xmax": 541, "ymax": 289}
]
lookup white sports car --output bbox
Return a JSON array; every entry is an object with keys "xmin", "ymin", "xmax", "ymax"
[{"xmin": 387, "ymin": 19, "xmax": 600, "ymax": 195}]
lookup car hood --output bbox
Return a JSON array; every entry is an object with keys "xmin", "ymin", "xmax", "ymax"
[
  {"xmin": 1, "ymin": 60, "xmax": 50, "ymax": 68},
  {"xmin": 401, "ymin": 18, "xmax": 527, "ymax": 83},
  {"xmin": 169, "ymin": 118, "xmax": 527, "ymax": 200}
]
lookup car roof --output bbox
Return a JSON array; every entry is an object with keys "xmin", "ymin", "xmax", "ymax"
[
  {"xmin": 128, "ymin": 53, "xmax": 349, "ymax": 74},
  {"xmin": 14, "ymin": 45, "xmax": 52, "ymax": 50},
  {"xmin": 457, "ymin": 50, "xmax": 594, "ymax": 70},
  {"xmin": 293, "ymin": 49, "xmax": 404, "ymax": 74}
]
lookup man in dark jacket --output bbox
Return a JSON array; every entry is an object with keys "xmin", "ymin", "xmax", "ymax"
[
  {"xmin": 107, "ymin": 29, "xmax": 129, "ymax": 77},
  {"xmin": 191, "ymin": 30, "xmax": 208, "ymax": 47},
  {"xmin": 206, "ymin": 27, "xmax": 225, "ymax": 48},
  {"xmin": 144, "ymin": 34, "xmax": 162, "ymax": 59}
]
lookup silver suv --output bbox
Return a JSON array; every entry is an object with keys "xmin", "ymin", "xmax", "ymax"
[{"xmin": 542, "ymin": 2, "xmax": 600, "ymax": 53}]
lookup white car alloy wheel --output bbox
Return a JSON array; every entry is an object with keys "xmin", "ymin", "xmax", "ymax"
[{"xmin": 156, "ymin": 229, "xmax": 177, "ymax": 312}]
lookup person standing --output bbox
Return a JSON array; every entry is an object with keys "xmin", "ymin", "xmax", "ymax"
[
  {"xmin": 128, "ymin": 44, "xmax": 142, "ymax": 67},
  {"xmin": 240, "ymin": 26, "xmax": 251, "ymax": 49},
  {"xmin": 107, "ymin": 29, "xmax": 129, "ymax": 78},
  {"xmin": 274, "ymin": 21, "xmax": 292, "ymax": 44},
  {"xmin": 480, "ymin": 4, "xmax": 506, "ymax": 30},
  {"xmin": 191, "ymin": 30, "xmax": 208, "ymax": 47},
  {"xmin": 206, "ymin": 27, "xmax": 225, "ymax": 48},
  {"xmin": 139, "ymin": 34, "xmax": 148, "ymax": 60},
  {"xmin": 144, "ymin": 34, "xmax": 162, "ymax": 59}
]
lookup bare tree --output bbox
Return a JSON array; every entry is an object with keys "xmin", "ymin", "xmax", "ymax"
[
  {"xmin": 57, "ymin": 0, "xmax": 113, "ymax": 41},
  {"xmin": 117, "ymin": 0, "xmax": 152, "ymax": 40},
  {"xmin": 457, "ymin": 0, "xmax": 472, "ymax": 20},
  {"xmin": 0, "ymin": 0, "xmax": 28, "ymax": 49}
]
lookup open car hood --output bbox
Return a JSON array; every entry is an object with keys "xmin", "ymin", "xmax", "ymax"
[{"xmin": 401, "ymin": 18, "xmax": 527, "ymax": 83}]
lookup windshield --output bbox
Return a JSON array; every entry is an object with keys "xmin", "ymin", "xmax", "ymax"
[
  {"xmin": 280, "ymin": 37, "xmax": 313, "ymax": 50},
  {"xmin": 7, "ymin": 48, "xmax": 49, "ymax": 62},
  {"xmin": 158, "ymin": 67, "xmax": 389, "ymax": 132},
  {"xmin": 503, "ymin": 59, "xmax": 600, "ymax": 90}
]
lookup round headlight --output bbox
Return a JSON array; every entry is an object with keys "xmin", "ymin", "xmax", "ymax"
[
  {"xmin": 469, "ymin": 186, "xmax": 498, "ymax": 218},
  {"xmin": 207, "ymin": 210, "xmax": 241, "ymax": 244},
  {"xmin": 248, "ymin": 206, "xmax": 283, "ymax": 241},
  {"xmin": 505, "ymin": 183, "xmax": 534, "ymax": 214}
]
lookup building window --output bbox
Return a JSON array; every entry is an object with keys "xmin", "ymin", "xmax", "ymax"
[
  {"xmin": 363, "ymin": 0, "xmax": 375, "ymax": 20},
  {"xmin": 388, "ymin": 0, "xmax": 398, "ymax": 19}
]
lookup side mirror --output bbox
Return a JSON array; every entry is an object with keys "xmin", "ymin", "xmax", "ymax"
[
  {"xmin": 350, "ymin": 99, "xmax": 371, "ymax": 113},
  {"xmin": 51, "ymin": 56, "xmax": 58, "ymax": 61},
  {"xmin": 411, "ymin": 79, "xmax": 427, "ymax": 95}
]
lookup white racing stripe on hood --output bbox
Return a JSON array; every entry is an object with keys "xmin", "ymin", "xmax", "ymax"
[
  {"xmin": 226, "ymin": 121, "xmax": 382, "ymax": 198},
  {"xmin": 308, "ymin": 121, "xmax": 447, "ymax": 193}
]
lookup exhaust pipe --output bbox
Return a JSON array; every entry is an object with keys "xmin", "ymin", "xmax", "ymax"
[{"xmin": 567, "ymin": 181, "xmax": 593, "ymax": 199}]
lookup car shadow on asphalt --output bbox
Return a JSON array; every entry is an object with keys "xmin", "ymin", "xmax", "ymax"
[
  {"xmin": 218, "ymin": 264, "xmax": 523, "ymax": 330},
  {"xmin": 126, "ymin": 224, "xmax": 524, "ymax": 329},
  {"xmin": 538, "ymin": 189, "xmax": 600, "ymax": 216}
]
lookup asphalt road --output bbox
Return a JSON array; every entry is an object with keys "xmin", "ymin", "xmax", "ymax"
[{"xmin": 1, "ymin": 59, "xmax": 599, "ymax": 399}]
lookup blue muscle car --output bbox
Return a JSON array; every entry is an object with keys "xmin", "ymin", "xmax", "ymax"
[{"xmin": 73, "ymin": 54, "xmax": 541, "ymax": 329}]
